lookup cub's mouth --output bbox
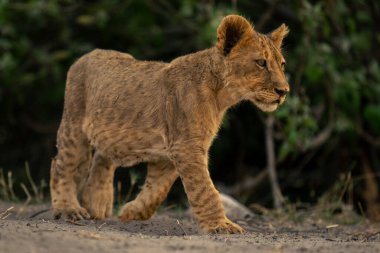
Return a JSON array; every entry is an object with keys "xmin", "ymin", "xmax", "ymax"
[
  {"xmin": 277, "ymin": 94, "xmax": 287, "ymax": 105},
  {"xmin": 252, "ymin": 98, "xmax": 279, "ymax": 112},
  {"xmin": 251, "ymin": 95, "xmax": 286, "ymax": 112},
  {"xmin": 246, "ymin": 90, "xmax": 287, "ymax": 112}
]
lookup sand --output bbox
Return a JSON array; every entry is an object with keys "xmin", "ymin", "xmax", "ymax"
[{"xmin": 0, "ymin": 201, "xmax": 379, "ymax": 253}]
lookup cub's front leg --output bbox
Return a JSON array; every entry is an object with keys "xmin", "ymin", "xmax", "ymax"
[
  {"xmin": 171, "ymin": 145, "xmax": 244, "ymax": 234},
  {"xmin": 80, "ymin": 152, "xmax": 116, "ymax": 219}
]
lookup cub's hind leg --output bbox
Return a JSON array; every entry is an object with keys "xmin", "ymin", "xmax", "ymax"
[
  {"xmin": 50, "ymin": 122, "xmax": 91, "ymax": 220},
  {"xmin": 119, "ymin": 160, "xmax": 178, "ymax": 221},
  {"xmin": 80, "ymin": 152, "xmax": 117, "ymax": 219}
]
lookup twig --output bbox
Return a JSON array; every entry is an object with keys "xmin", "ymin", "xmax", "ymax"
[
  {"xmin": 7, "ymin": 171, "xmax": 17, "ymax": 200},
  {"xmin": 22, "ymin": 116, "xmax": 58, "ymax": 134},
  {"xmin": 1, "ymin": 213, "xmax": 12, "ymax": 220},
  {"xmin": 97, "ymin": 222, "xmax": 107, "ymax": 231},
  {"xmin": 361, "ymin": 155, "xmax": 380, "ymax": 220},
  {"xmin": 0, "ymin": 206, "xmax": 14, "ymax": 219},
  {"xmin": 0, "ymin": 169, "xmax": 10, "ymax": 200},
  {"xmin": 161, "ymin": 204, "xmax": 177, "ymax": 212},
  {"xmin": 357, "ymin": 202, "xmax": 365, "ymax": 217},
  {"xmin": 117, "ymin": 180, "xmax": 122, "ymax": 205},
  {"xmin": 176, "ymin": 219, "xmax": 188, "ymax": 236},
  {"xmin": 66, "ymin": 220, "xmax": 87, "ymax": 226},
  {"xmin": 125, "ymin": 183, "xmax": 134, "ymax": 203},
  {"xmin": 244, "ymin": 0, "xmax": 299, "ymax": 23},
  {"xmin": 353, "ymin": 172, "xmax": 380, "ymax": 182},
  {"xmin": 364, "ymin": 231, "xmax": 380, "ymax": 241},
  {"xmin": 304, "ymin": 84, "xmax": 335, "ymax": 152},
  {"xmin": 303, "ymin": 122, "xmax": 334, "ymax": 151},
  {"xmin": 221, "ymin": 169, "xmax": 268, "ymax": 196},
  {"xmin": 256, "ymin": 0, "xmax": 281, "ymax": 30},
  {"xmin": 29, "ymin": 208, "xmax": 51, "ymax": 218},
  {"xmin": 265, "ymin": 115, "xmax": 284, "ymax": 209},
  {"xmin": 25, "ymin": 162, "xmax": 39, "ymax": 200},
  {"xmin": 357, "ymin": 126, "xmax": 380, "ymax": 146},
  {"xmin": 338, "ymin": 172, "xmax": 352, "ymax": 204},
  {"xmin": 38, "ymin": 179, "xmax": 47, "ymax": 201},
  {"xmin": 20, "ymin": 183, "xmax": 32, "ymax": 205},
  {"xmin": 231, "ymin": 0, "xmax": 237, "ymax": 10}
]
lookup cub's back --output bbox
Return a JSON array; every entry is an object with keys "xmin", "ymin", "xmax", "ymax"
[
  {"xmin": 70, "ymin": 49, "xmax": 169, "ymax": 135},
  {"xmin": 82, "ymin": 49, "xmax": 168, "ymax": 112}
]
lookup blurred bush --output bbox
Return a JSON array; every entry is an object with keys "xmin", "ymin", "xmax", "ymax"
[{"xmin": 0, "ymin": 0, "xmax": 379, "ymax": 213}]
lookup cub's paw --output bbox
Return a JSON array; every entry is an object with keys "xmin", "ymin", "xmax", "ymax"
[
  {"xmin": 53, "ymin": 205, "xmax": 90, "ymax": 221},
  {"xmin": 200, "ymin": 218, "xmax": 245, "ymax": 234},
  {"xmin": 81, "ymin": 186, "xmax": 113, "ymax": 220},
  {"xmin": 118, "ymin": 201, "xmax": 153, "ymax": 222}
]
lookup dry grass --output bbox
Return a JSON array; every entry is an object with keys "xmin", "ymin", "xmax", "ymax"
[
  {"xmin": 249, "ymin": 172, "xmax": 366, "ymax": 227},
  {"xmin": 0, "ymin": 162, "xmax": 47, "ymax": 203}
]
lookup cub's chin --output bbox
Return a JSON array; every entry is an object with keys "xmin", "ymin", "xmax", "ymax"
[{"xmin": 251, "ymin": 99, "xmax": 279, "ymax": 112}]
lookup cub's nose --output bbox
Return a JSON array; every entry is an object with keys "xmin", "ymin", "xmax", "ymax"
[{"xmin": 274, "ymin": 87, "xmax": 289, "ymax": 96}]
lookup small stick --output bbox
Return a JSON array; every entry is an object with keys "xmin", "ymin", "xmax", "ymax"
[
  {"xmin": 326, "ymin": 224, "xmax": 339, "ymax": 229},
  {"xmin": 1, "ymin": 213, "xmax": 12, "ymax": 220},
  {"xmin": 0, "ymin": 206, "xmax": 14, "ymax": 219},
  {"xmin": 20, "ymin": 183, "xmax": 32, "ymax": 204},
  {"xmin": 29, "ymin": 208, "xmax": 51, "ymax": 218},
  {"xmin": 97, "ymin": 222, "xmax": 107, "ymax": 231},
  {"xmin": 66, "ymin": 219, "xmax": 87, "ymax": 226},
  {"xmin": 7, "ymin": 171, "xmax": 17, "ymax": 200},
  {"xmin": 364, "ymin": 231, "xmax": 380, "ymax": 241},
  {"xmin": 25, "ymin": 162, "xmax": 39, "ymax": 199},
  {"xmin": 176, "ymin": 219, "xmax": 187, "ymax": 236},
  {"xmin": 0, "ymin": 169, "xmax": 10, "ymax": 200}
]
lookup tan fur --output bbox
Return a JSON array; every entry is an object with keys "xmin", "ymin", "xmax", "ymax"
[{"xmin": 50, "ymin": 15, "xmax": 290, "ymax": 234}]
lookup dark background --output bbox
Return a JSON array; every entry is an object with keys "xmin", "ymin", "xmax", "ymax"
[{"xmin": 1, "ymin": 0, "xmax": 379, "ymax": 217}]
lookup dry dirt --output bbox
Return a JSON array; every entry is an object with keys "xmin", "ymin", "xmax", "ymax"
[{"xmin": 0, "ymin": 201, "xmax": 379, "ymax": 253}]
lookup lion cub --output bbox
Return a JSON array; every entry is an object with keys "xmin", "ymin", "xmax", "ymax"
[{"xmin": 50, "ymin": 15, "xmax": 289, "ymax": 234}]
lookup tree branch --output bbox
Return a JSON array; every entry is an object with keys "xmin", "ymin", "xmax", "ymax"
[
  {"xmin": 219, "ymin": 169, "xmax": 268, "ymax": 197},
  {"xmin": 265, "ymin": 115, "xmax": 284, "ymax": 209}
]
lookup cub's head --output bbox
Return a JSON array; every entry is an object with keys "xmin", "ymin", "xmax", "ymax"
[{"xmin": 216, "ymin": 15, "xmax": 290, "ymax": 112}]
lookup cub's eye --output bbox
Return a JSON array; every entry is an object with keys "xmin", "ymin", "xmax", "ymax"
[
  {"xmin": 256, "ymin": 59, "xmax": 266, "ymax": 67},
  {"xmin": 281, "ymin": 62, "xmax": 286, "ymax": 71}
]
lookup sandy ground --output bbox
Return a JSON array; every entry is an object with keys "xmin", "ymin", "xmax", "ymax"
[{"xmin": 0, "ymin": 201, "xmax": 380, "ymax": 253}]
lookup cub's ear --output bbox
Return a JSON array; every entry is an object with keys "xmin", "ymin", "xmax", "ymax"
[
  {"xmin": 269, "ymin": 24, "xmax": 289, "ymax": 48},
  {"xmin": 216, "ymin": 15, "xmax": 254, "ymax": 56}
]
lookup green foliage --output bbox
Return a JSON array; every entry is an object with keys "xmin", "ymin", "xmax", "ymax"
[{"xmin": 275, "ymin": 0, "xmax": 379, "ymax": 161}]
